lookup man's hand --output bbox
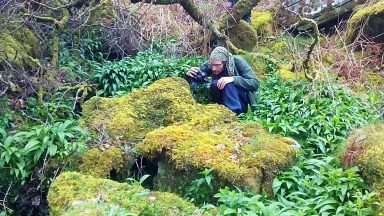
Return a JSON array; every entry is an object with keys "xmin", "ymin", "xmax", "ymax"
[
  {"xmin": 186, "ymin": 67, "xmax": 199, "ymax": 78},
  {"xmin": 217, "ymin": 77, "xmax": 234, "ymax": 90}
]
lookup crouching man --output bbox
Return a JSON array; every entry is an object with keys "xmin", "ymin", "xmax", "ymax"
[{"xmin": 186, "ymin": 46, "xmax": 259, "ymax": 115}]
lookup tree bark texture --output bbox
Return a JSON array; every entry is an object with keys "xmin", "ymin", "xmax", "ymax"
[{"xmin": 130, "ymin": 0, "xmax": 260, "ymax": 50}]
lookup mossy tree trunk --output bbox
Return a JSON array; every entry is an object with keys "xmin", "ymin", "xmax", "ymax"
[
  {"xmin": 23, "ymin": 0, "xmax": 100, "ymax": 103},
  {"xmin": 130, "ymin": 0, "xmax": 260, "ymax": 50}
]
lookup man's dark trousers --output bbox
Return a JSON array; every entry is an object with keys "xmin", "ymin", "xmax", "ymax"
[{"xmin": 210, "ymin": 80, "xmax": 249, "ymax": 115}]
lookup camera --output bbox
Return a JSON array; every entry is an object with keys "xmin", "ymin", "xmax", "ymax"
[{"xmin": 193, "ymin": 69, "xmax": 208, "ymax": 84}]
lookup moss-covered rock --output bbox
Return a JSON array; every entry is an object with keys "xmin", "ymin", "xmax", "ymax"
[
  {"xmin": 228, "ymin": 20, "xmax": 258, "ymax": 52},
  {"xmin": 82, "ymin": 77, "xmax": 198, "ymax": 142},
  {"xmin": 340, "ymin": 123, "xmax": 384, "ymax": 183},
  {"xmin": 48, "ymin": 172, "xmax": 200, "ymax": 216},
  {"xmin": 0, "ymin": 25, "xmax": 40, "ymax": 69},
  {"xmin": 278, "ymin": 64, "xmax": 306, "ymax": 80},
  {"xmin": 82, "ymin": 77, "xmax": 297, "ymax": 195},
  {"xmin": 240, "ymin": 52, "xmax": 270, "ymax": 78},
  {"xmin": 251, "ymin": 9, "xmax": 274, "ymax": 38},
  {"xmin": 340, "ymin": 123, "xmax": 384, "ymax": 213},
  {"xmin": 80, "ymin": 147, "xmax": 123, "ymax": 178},
  {"xmin": 346, "ymin": 1, "xmax": 384, "ymax": 43},
  {"xmin": 138, "ymin": 121, "xmax": 297, "ymax": 195}
]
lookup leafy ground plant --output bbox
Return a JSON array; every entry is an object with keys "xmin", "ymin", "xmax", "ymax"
[
  {"xmin": 0, "ymin": 120, "xmax": 88, "ymax": 183},
  {"xmin": 91, "ymin": 51, "xmax": 206, "ymax": 97},
  {"xmin": 184, "ymin": 168, "xmax": 215, "ymax": 205},
  {"xmin": 272, "ymin": 156, "xmax": 377, "ymax": 215},
  {"xmin": 241, "ymin": 73, "xmax": 379, "ymax": 154},
  {"xmin": 203, "ymin": 157, "xmax": 377, "ymax": 215},
  {"xmin": 0, "ymin": 97, "xmax": 14, "ymax": 129},
  {"xmin": 226, "ymin": 70, "xmax": 380, "ymax": 215}
]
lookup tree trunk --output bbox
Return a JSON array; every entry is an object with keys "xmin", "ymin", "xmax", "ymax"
[{"xmin": 130, "ymin": 0, "xmax": 260, "ymax": 50}]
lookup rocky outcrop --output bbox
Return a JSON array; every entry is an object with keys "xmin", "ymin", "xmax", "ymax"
[{"xmin": 79, "ymin": 147, "xmax": 123, "ymax": 178}]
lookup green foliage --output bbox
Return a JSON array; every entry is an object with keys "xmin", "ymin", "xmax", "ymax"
[
  {"xmin": 203, "ymin": 157, "xmax": 377, "ymax": 215},
  {"xmin": 23, "ymin": 93, "xmax": 77, "ymax": 123},
  {"xmin": 365, "ymin": 89, "xmax": 384, "ymax": 110},
  {"xmin": 189, "ymin": 82, "xmax": 212, "ymax": 104},
  {"xmin": 229, "ymin": 68, "xmax": 379, "ymax": 215},
  {"xmin": 91, "ymin": 51, "xmax": 206, "ymax": 97},
  {"xmin": 272, "ymin": 156, "xmax": 377, "ymax": 215},
  {"xmin": 59, "ymin": 29, "xmax": 104, "ymax": 81},
  {"xmin": 202, "ymin": 187, "xmax": 279, "ymax": 215},
  {"xmin": 241, "ymin": 73, "xmax": 379, "ymax": 154},
  {"xmin": 0, "ymin": 97, "xmax": 14, "ymax": 129},
  {"xmin": 127, "ymin": 174, "xmax": 151, "ymax": 187},
  {"xmin": 0, "ymin": 120, "xmax": 88, "ymax": 183},
  {"xmin": 184, "ymin": 168, "xmax": 215, "ymax": 205}
]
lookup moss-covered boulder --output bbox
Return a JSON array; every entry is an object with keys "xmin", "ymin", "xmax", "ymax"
[
  {"xmin": 138, "ymin": 121, "xmax": 297, "ymax": 195},
  {"xmin": 251, "ymin": 9, "xmax": 274, "ymax": 38},
  {"xmin": 346, "ymin": 1, "xmax": 384, "ymax": 43},
  {"xmin": 0, "ymin": 25, "xmax": 40, "ymax": 68},
  {"xmin": 48, "ymin": 172, "xmax": 200, "ymax": 216},
  {"xmin": 228, "ymin": 9, "xmax": 273, "ymax": 52},
  {"xmin": 80, "ymin": 147, "xmax": 123, "ymax": 178},
  {"xmin": 340, "ymin": 123, "xmax": 384, "ymax": 213},
  {"xmin": 228, "ymin": 20, "xmax": 258, "ymax": 52},
  {"xmin": 240, "ymin": 52, "xmax": 270, "ymax": 78},
  {"xmin": 277, "ymin": 63, "xmax": 306, "ymax": 80},
  {"xmin": 82, "ymin": 77, "xmax": 297, "ymax": 195},
  {"xmin": 340, "ymin": 123, "xmax": 384, "ymax": 183},
  {"xmin": 82, "ymin": 78, "xmax": 200, "ymax": 142}
]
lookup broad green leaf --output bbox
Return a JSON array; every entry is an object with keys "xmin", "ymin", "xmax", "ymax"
[{"xmin": 24, "ymin": 140, "xmax": 41, "ymax": 153}]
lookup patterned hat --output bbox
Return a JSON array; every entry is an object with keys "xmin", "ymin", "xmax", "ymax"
[{"xmin": 209, "ymin": 46, "xmax": 236, "ymax": 76}]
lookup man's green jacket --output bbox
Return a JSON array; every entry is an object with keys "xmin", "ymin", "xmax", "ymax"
[{"xmin": 199, "ymin": 55, "xmax": 259, "ymax": 111}]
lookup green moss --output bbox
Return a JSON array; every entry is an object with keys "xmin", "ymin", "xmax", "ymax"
[
  {"xmin": 340, "ymin": 123, "xmax": 384, "ymax": 213},
  {"xmin": 63, "ymin": 201, "xmax": 129, "ymax": 216},
  {"xmin": 346, "ymin": 1, "xmax": 384, "ymax": 43},
  {"xmin": 89, "ymin": 0, "xmax": 118, "ymax": 24},
  {"xmin": 138, "ymin": 121, "xmax": 296, "ymax": 194},
  {"xmin": 366, "ymin": 71, "xmax": 384, "ymax": 87},
  {"xmin": 80, "ymin": 147, "xmax": 123, "ymax": 178},
  {"xmin": 340, "ymin": 123, "xmax": 384, "ymax": 183},
  {"xmin": 48, "ymin": 172, "xmax": 199, "ymax": 216},
  {"xmin": 83, "ymin": 77, "xmax": 297, "ymax": 195},
  {"xmin": 251, "ymin": 9, "xmax": 274, "ymax": 37},
  {"xmin": 0, "ymin": 25, "xmax": 40, "ymax": 68},
  {"xmin": 228, "ymin": 20, "xmax": 258, "ymax": 52},
  {"xmin": 270, "ymin": 40, "xmax": 289, "ymax": 53},
  {"xmin": 240, "ymin": 52, "xmax": 269, "ymax": 78},
  {"xmin": 278, "ymin": 64, "xmax": 305, "ymax": 80},
  {"xmin": 82, "ymin": 78, "xmax": 196, "ymax": 142}
]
